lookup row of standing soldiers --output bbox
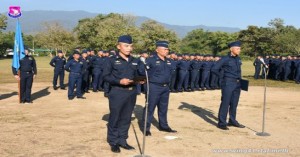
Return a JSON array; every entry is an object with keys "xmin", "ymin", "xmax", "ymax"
[
  {"xmin": 50, "ymin": 49, "xmax": 226, "ymax": 99},
  {"xmin": 253, "ymin": 55, "xmax": 300, "ymax": 84}
]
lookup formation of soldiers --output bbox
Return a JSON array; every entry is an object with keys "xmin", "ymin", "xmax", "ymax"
[
  {"xmin": 253, "ymin": 54, "xmax": 300, "ymax": 84},
  {"xmin": 50, "ymin": 49, "xmax": 229, "ymax": 99}
]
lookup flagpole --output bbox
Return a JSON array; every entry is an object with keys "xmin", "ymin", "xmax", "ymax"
[{"xmin": 17, "ymin": 18, "xmax": 21, "ymax": 103}]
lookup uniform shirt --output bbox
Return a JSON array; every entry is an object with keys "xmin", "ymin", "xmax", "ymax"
[
  {"xmin": 141, "ymin": 54, "xmax": 172, "ymax": 84},
  {"xmin": 169, "ymin": 59, "xmax": 178, "ymax": 71},
  {"xmin": 65, "ymin": 59, "xmax": 84, "ymax": 74},
  {"xmin": 102, "ymin": 53, "xmax": 139, "ymax": 86},
  {"xmin": 211, "ymin": 53, "xmax": 242, "ymax": 79},
  {"xmin": 49, "ymin": 56, "xmax": 66, "ymax": 69},
  {"xmin": 178, "ymin": 59, "xmax": 191, "ymax": 70},
  {"xmin": 202, "ymin": 61, "xmax": 214, "ymax": 71},
  {"xmin": 12, "ymin": 55, "xmax": 37, "ymax": 75},
  {"xmin": 80, "ymin": 57, "xmax": 90, "ymax": 73},
  {"xmin": 253, "ymin": 58, "xmax": 262, "ymax": 67},
  {"xmin": 190, "ymin": 60, "xmax": 201, "ymax": 70},
  {"xmin": 92, "ymin": 56, "xmax": 105, "ymax": 70}
]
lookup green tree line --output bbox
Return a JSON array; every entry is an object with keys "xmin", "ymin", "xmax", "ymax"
[{"xmin": 1, "ymin": 13, "xmax": 300, "ymax": 57}]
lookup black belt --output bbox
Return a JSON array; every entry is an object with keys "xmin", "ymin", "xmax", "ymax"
[
  {"xmin": 150, "ymin": 82, "xmax": 168, "ymax": 87},
  {"xmin": 111, "ymin": 86, "xmax": 135, "ymax": 91},
  {"xmin": 70, "ymin": 72, "xmax": 81, "ymax": 75},
  {"xmin": 21, "ymin": 71, "xmax": 32, "ymax": 74},
  {"xmin": 224, "ymin": 77, "xmax": 240, "ymax": 82}
]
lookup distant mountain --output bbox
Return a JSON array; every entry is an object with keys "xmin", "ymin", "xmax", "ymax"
[{"xmin": 3, "ymin": 10, "xmax": 240, "ymax": 38}]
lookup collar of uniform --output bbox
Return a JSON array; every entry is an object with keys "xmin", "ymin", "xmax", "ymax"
[
  {"xmin": 115, "ymin": 53, "xmax": 133, "ymax": 62},
  {"xmin": 228, "ymin": 52, "xmax": 239, "ymax": 58},
  {"xmin": 154, "ymin": 54, "xmax": 167, "ymax": 62}
]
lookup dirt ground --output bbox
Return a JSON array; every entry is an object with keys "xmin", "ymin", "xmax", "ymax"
[{"xmin": 0, "ymin": 82, "xmax": 299, "ymax": 157}]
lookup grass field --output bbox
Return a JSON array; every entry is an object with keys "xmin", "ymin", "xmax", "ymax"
[{"xmin": 1, "ymin": 57, "xmax": 299, "ymax": 90}]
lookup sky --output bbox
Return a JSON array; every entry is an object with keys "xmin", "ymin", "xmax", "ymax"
[{"xmin": 0, "ymin": 0, "xmax": 299, "ymax": 29}]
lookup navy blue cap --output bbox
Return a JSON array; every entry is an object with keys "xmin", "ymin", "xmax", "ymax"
[
  {"xmin": 118, "ymin": 35, "xmax": 132, "ymax": 44},
  {"xmin": 177, "ymin": 54, "xmax": 182, "ymax": 57},
  {"xmin": 24, "ymin": 46, "xmax": 29, "ymax": 51},
  {"xmin": 82, "ymin": 49, "xmax": 88, "ymax": 54},
  {"xmin": 169, "ymin": 51, "xmax": 176, "ymax": 55},
  {"xmin": 228, "ymin": 41, "xmax": 242, "ymax": 48},
  {"xmin": 57, "ymin": 50, "xmax": 63, "ymax": 53},
  {"xmin": 156, "ymin": 40, "xmax": 169, "ymax": 48},
  {"xmin": 73, "ymin": 50, "xmax": 80, "ymax": 55}
]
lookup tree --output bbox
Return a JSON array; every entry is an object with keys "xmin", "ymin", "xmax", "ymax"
[
  {"xmin": 74, "ymin": 13, "xmax": 140, "ymax": 51},
  {"xmin": 35, "ymin": 22, "xmax": 76, "ymax": 55},
  {"xmin": 140, "ymin": 20, "xmax": 180, "ymax": 52},
  {"xmin": 0, "ymin": 14, "xmax": 7, "ymax": 31},
  {"xmin": 181, "ymin": 29, "xmax": 212, "ymax": 54}
]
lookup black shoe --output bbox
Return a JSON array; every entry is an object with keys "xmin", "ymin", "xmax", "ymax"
[
  {"xmin": 159, "ymin": 127, "xmax": 177, "ymax": 133},
  {"xmin": 53, "ymin": 86, "xmax": 58, "ymax": 90},
  {"xmin": 93, "ymin": 89, "xmax": 97, "ymax": 92},
  {"xmin": 85, "ymin": 90, "xmax": 90, "ymax": 93},
  {"xmin": 119, "ymin": 143, "xmax": 135, "ymax": 150},
  {"xmin": 68, "ymin": 97, "xmax": 74, "ymax": 100},
  {"xmin": 25, "ymin": 101, "xmax": 32, "ymax": 104},
  {"xmin": 110, "ymin": 145, "xmax": 120, "ymax": 153},
  {"xmin": 217, "ymin": 125, "xmax": 229, "ymax": 130},
  {"xmin": 145, "ymin": 131, "xmax": 152, "ymax": 136},
  {"xmin": 60, "ymin": 87, "xmax": 66, "ymax": 90},
  {"xmin": 77, "ymin": 96, "xmax": 86, "ymax": 99},
  {"xmin": 104, "ymin": 93, "xmax": 109, "ymax": 98},
  {"xmin": 228, "ymin": 123, "xmax": 245, "ymax": 128}
]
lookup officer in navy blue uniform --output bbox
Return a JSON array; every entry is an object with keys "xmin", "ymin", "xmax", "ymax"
[
  {"xmin": 92, "ymin": 50, "xmax": 105, "ymax": 92},
  {"xmin": 201, "ymin": 55, "xmax": 213, "ymax": 90},
  {"xmin": 169, "ymin": 51, "xmax": 178, "ymax": 92},
  {"xmin": 65, "ymin": 51, "xmax": 86, "ymax": 100},
  {"xmin": 12, "ymin": 48, "xmax": 37, "ymax": 104},
  {"xmin": 177, "ymin": 54, "xmax": 191, "ymax": 92},
  {"xmin": 140, "ymin": 40, "xmax": 177, "ymax": 136},
  {"xmin": 87, "ymin": 49, "xmax": 96, "ymax": 90},
  {"xmin": 137, "ymin": 51, "xmax": 149, "ymax": 94},
  {"xmin": 283, "ymin": 55, "xmax": 292, "ymax": 81},
  {"xmin": 80, "ymin": 50, "xmax": 90, "ymax": 93},
  {"xmin": 190, "ymin": 54, "xmax": 201, "ymax": 91},
  {"xmin": 295, "ymin": 56, "xmax": 300, "ymax": 84},
  {"xmin": 253, "ymin": 55, "xmax": 262, "ymax": 79},
  {"xmin": 211, "ymin": 41, "xmax": 245, "ymax": 130},
  {"xmin": 210, "ymin": 56, "xmax": 221, "ymax": 89},
  {"xmin": 103, "ymin": 35, "xmax": 143, "ymax": 153},
  {"xmin": 50, "ymin": 50, "xmax": 66, "ymax": 90}
]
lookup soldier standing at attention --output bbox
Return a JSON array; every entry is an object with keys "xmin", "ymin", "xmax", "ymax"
[
  {"xmin": 12, "ymin": 48, "xmax": 37, "ymax": 104},
  {"xmin": 103, "ymin": 35, "xmax": 143, "ymax": 153},
  {"xmin": 49, "ymin": 50, "xmax": 66, "ymax": 90},
  {"xmin": 212, "ymin": 41, "xmax": 245, "ymax": 130},
  {"xmin": 253, "ymin": 55, "xmax": 262, "ymax": 79},
  {"xmin": 140, "ymin": 41, "xmax": 177, "ymax": 136},
  {"xmin": 65, "ymin": 51, "xmax": 86, "ymax": 100}
]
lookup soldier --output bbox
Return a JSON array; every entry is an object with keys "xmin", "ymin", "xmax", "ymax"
[
  {"xmin": 12, "ymin": 48, "xmax": 37, "ymax": 104},
  {"xmin": 137, "ymin": 50, "xmax": 149, "ymax": 94},
  {"xmin": 283, "ymin": 55, "xmax": 292, "ymax": 81},
  {"xmin": 140, "ymin": 40, "xmax": 177, "ymax": 136},
  {"xmin": 212, "ymin": 41, "xmax": 245, "ymax": 130},
  {"xmin": 210, "ymin": 56, "xmax": 221, "ymax": 89},
  {"xmin": 253, "ymin": 55, "xmax": 262, "ymax": 79},
  {"xmin": 103, "ymin": 35, "xmax": 143, "ymax": 153},
  {"xmin": 169, "ymin": 52, "xmax": 179, "ymax": 92},
  {"xmin": 65, "ymin": 51, "xmax": 86, "ymax": 100},
  {"xmin": 49, "ymin": 50, "xmax": 66, "ymax": 90},
  {"xmin": 177, "ymin": 54, "xmax": 191, "ymax": 92},
  {"xmin": 295, "ymin": 56, "xmax": 300, "ymax": 84},
  {"xmin": 190, "ymin": 54, "xmax": 201, "ymax": 91},
  {"xmin": 201, "ymin": 55, "xmax": 213, "ymax": 90},
  {"xmin": 81, "ymin": 50, "xmax": 90, "ymax": 93},
  {"xmin": 92, "ymin": 50, "xmax": 105, "ymax": 92}
]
